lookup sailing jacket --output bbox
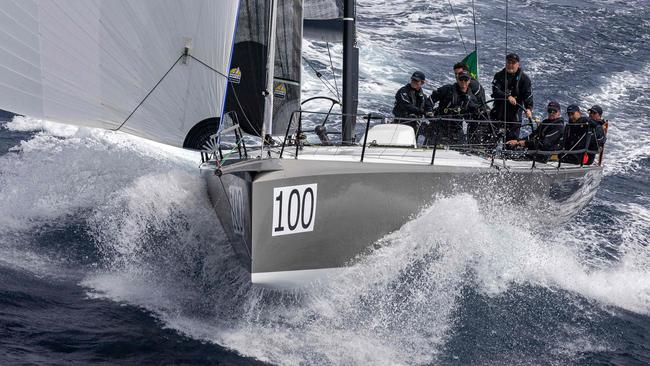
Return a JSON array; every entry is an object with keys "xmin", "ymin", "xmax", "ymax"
[
  {"xmin": 562, "ymin": 116, "xmax": 607, "ymax": 165},
  {"xmin": 430, "ymin": 83, "xmax": 481, "ymax": 118},
  {"xmin": 393, "ymin": 84, "xmax": 432, "ymax": 119},
  {"xmin": 490, "ymin": 67, "xmax": 533, "ymax": 140},
  {"xmin": 524, "ymin": 117, "xmax": 564, "ymax": 153}
]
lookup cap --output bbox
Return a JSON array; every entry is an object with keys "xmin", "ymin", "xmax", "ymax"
[
  {"xmin": 506, "ymin": 53, "xmax": 520, "ymax": 62},
  {"xmin": 547, "ymin": 101, "xmax": 561, "ymax": 111},
  {"xmin": 588, "ymin": 105, "xmax": 603, "ymax": 116},
  {"xmin": 457, "ymin": 70, "xmax": 471, "ymax": 81},
  {"xmin": 411, "ymin": 71, "xmax": 426, "ymax": 81},
  {"xmin": 566, "ymin": 104, "xmax": 581, "ymax": 113}
]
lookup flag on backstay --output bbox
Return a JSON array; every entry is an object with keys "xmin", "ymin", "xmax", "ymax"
[{"xmin": 461, "ymin": 50, "xmax": 478, "ymax": 79}]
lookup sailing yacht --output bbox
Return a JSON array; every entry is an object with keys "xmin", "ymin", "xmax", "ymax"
[{"xmin": 0, "ymin": 0, "xmax": 603, "ymax": 288}]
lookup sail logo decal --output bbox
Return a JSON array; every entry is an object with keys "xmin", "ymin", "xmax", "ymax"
[
  {"xmin": 273, "ymin": 83, "xmax": 286, "ymax": 99},
  {"xmin": 229, "ymin": 185, "xmax": 245, "ymax": 235},
  {"xmin": 272, "ymin": 184, "xmax": 317, "ymax": 236},
  {"xmin": 229, "ymin": 67, "xmax": 241, "ymax": 84}
]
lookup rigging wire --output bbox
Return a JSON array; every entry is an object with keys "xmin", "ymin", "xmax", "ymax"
[
  {"xmin": 326, "ymin": 42, "xmax": 341, "ymax": 101},
  {"xmin": 114, "ymin": 54, "xmax": 184, "ymax": 132},
  {"xmin": 471, "ymin": 0, "xmax": 478, "ymax": 51},
  {"xmin": 503, "ymin": 0, "xmax": 509, "ymax": 142},
  {"xmin": 188, "ymin": 54, "xmax": 261, "ymax": 138},
  {"xmin": 302, "ymin": 55, "xmax": 340, "ymax": 100},
  {"xmin": 448, "ymin": 0, "xmax": 468, "ymax": 54},
  {"xmin": 113, "ymin": 51, "xmax": 262, "ymax": 141}
]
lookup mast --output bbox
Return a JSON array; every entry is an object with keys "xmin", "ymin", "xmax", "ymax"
[
  {"xmin": 262, "ymin": 0, "xmax": 279, "ymax": 146},
  {"xmin": 342, "ymin": 0, "xmax": 359, "ymax": 143}
]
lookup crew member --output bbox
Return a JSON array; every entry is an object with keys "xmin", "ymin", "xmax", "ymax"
[
  {"xmin": 588, "ymin": 104, "xmax": 609, "ymax": 164},
  {"xmin": 490, "ymin": 53, "xmax": 533, "ymax": 141},
  {"xmin": 506, "ymin": 101, "xmax": 564, "ymax": 162},
  {"xmin": 393, "ymin": 71, "xmax": 433, "ymax": 132},
  {"xmin": 430, "ymin": 70, "xmax": 481, "ymax": 144},
  {"xmin": 453, "ymin": 62, "xmax": 488, "ymax": 115},
  {"xmin": 562, "ymin": 104, "xmax": 607, "ymax": 165},
  {"xmin": 588, "ymin": 105, "xmax": 606, "ymax": 126}
]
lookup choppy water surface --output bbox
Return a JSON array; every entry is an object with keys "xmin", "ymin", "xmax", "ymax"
[{"xmin": 1, "ymin": 0, "xmax": 649, "ymax": 365}]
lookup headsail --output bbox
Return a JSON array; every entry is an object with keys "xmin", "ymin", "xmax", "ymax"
[
  {"xmin": 0, "ymin": 0, "xmax": 239, "ymax": 148},
  {"xmin": 225, "ymin": 0, "xmax": 303, "ymax": 137}
]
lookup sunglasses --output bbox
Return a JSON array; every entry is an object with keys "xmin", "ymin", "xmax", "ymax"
[
  {"xmin": 588, "ymin": 111, "xmax": 598, "ymax": 114},
  {"xmin": 547, "ymin": 109, "xmax": 559, "ymax": 114}
]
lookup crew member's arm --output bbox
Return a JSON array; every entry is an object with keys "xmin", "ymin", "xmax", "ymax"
[
  {"xmin": 528, "ymin": 123, "xmax": 563, "ymax": 151},
  {"xmin": 491, "ymin": 74, "xmax": 506, "ymax": 100},
  {"xmin": 521, "ymin": 75, "xmax": 533, "ymax": 118},
  {"xmin": 472, "ymin": 80, "xmax": 487, "ymax": 108},
  {"xmin": 431, "ymin": 85, "xmax": 451, "ymax": 112}
]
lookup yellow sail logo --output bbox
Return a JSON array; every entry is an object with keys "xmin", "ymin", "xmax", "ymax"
[
  {"xmin": 228, "ymin": 67, "xmax": 241, "ymax": 83},
  {"xmin": 274, "ymin": 83, "xmax": 286, "ymax": 99}
]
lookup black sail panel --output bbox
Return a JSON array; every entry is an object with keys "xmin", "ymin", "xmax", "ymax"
[
  {"xmin": 225, "ymin": 0, "xmax": 268, "ymax": 136},
  {"xmin": 272, "ymin": 0, "xmax": 303, "ymax": 135},
  {"xmin": 225, "ymin": 0, "xmax": 303, "ymax": 137}
]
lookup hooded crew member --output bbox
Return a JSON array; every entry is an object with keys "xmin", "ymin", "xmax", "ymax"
[{"xmin": 491, "ymin": 53, "xmax": 533, "ymax": 140}]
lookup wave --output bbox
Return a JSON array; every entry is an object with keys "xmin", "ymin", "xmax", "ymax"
[
  {"xmin": 81, "ymin": 189, "xmax": 650, "ymax": 365},
  {"xmin": 2, "ymin": 115, "xmax": 649, "ymax": 365}
]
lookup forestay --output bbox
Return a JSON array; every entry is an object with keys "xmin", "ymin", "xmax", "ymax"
[{"xmin": 0, "ymin": 0, "xmax": 239, "ymax": 148}]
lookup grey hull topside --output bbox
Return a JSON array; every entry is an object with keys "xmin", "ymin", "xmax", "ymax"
[{"xmin": 202, "ymin": 151, "xmax": 602, "ymax": 282}]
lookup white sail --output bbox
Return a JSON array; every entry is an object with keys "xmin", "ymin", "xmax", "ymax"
[{"xmin": 0, "ymin": 0, "xmax": 239, "ymax": 148}]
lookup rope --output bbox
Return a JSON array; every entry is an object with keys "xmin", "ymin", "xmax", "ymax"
[
  {"xmin": 113, "ymin": 51, "xmax": 260, "ymax": 141},
  {"xmin": 302, "ymin": 55, "xmax": 340, "ymax": 100},
  {"xmin": 448, "ymin": 0, "xmax": 468, "ymax": 54},
  {"xmin": 471, "ymin": 0, "xmax": 478, "ymax": 51},
  {"xmin": 503, "ymin": 0, "xmax": 509, "ymax": 143},
  {"xmin": 326, "ymin": 42, "xmax": 341, "ymax": 101},
  {"xmin": 113, "ymin": 54, "xmax": 184, "ymax": 131}
]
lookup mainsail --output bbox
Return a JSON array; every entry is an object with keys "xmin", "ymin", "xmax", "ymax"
[
  {"xmin": 225, "ymin": 0, "xmax": 302, "ymax": 137},
  {"xmin": 0, "ymin": 0, "xmax": 239, "ymax": 148},
  {"xmin": 304, "ymin": 0, "xmax": 343, "ymax": 42}
]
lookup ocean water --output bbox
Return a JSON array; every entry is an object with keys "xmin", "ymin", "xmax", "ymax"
[{"xmin": 1, "ymin": 0, "xmax": 649, "ymax": 365}]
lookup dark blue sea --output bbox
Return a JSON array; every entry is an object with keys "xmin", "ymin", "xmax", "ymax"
[{"xmin": 1, "ymin": 0, "xmax": 649, "ymax": 365}]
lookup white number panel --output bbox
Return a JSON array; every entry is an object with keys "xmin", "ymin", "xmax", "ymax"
[{"xmin": 272, "ymin": 183, "xmax": 317, "ymax": 236}]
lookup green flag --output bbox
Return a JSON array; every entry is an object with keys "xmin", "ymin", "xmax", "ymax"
[{"xmin": 461, "ymin": 50, "xmax": 479, "ymax": 79}]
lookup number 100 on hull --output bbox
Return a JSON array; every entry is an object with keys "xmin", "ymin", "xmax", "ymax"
[{"xmin": 272, "ymin": 184, "xmax": 317, "ymax": 236}]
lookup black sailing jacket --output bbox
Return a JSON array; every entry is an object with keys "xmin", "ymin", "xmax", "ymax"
[
  {"xmin": 524, "ymin": 117, "xmax": 564, "ymax": 152},
  {"xmin": 490, "ymin": 67, "xmax": 533, "ymax": 122},
  {"xmin": 562, "ymin": 116, "xmax": 607, "ymax": 165},
  {"xmin": 392, "ymin": 84, "xmax": 432, "ymax": 118},
  {"xmin": 430, "ymin": 83, "xmax": 481, "ymax": 118}
]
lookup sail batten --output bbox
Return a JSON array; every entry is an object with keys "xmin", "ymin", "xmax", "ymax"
[{"xmin": 0, "ymin": 0, "xmax": 239, "ymax": 148}]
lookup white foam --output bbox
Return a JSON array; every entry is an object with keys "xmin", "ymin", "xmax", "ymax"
[
  {"xmin": 79, "ymin": 194, "xmax": 650, "ymax": 365},
  {"xmin": 0, "ymin": 117, "xmax": 199, "ymax": 232}
]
